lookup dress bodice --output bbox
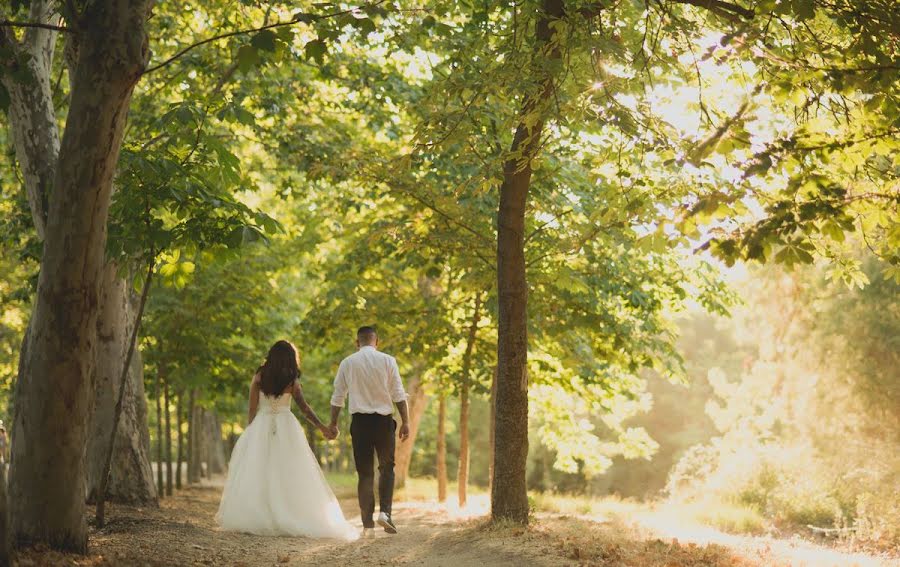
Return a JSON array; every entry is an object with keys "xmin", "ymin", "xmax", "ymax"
[{"xmin": 258, "ymin": 392, "xmax": 292, "ymax": 415}]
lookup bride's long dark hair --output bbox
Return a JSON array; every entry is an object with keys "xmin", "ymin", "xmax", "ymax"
[{"xmin": 257, "ymin": 340, "xmax": 300, "ymax": 397}]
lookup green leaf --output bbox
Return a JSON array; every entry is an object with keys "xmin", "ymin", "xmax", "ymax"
[
  {"xmin": 355, "ymin": 17, "xmax": 376, "ymax": 37},
  {"xmin": 250, "ymin": 30, "xmax": 277, "ymax": 52},
  {"xmin": 233, "ymin": 106, "xmax": 255, "ymax": 126},
  {"xmin": 792, "ymin": 0, "xmax": 815, "ymax": 20},
  {"xmin": 304, "ymin": 39, "xmax": 327, "ymax": 65},
  {"xmin": 744, "ymin": 154, "xmax": 773, "ymax": 178},
  {"xmin": 236, "ymin": 44, "xmax": 259, "ymax": 73},
  {"xmin": 225, "ymin": 227, "xmax": 245, "ymax": 249},
  {"xmin": 795, "ymin": 248, "xmax": 814, "ymax": 264}
]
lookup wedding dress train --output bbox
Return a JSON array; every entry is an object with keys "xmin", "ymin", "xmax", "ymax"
[{"xmin": 216, "ymin": 392, "xmax": 357, "ymax": 540}]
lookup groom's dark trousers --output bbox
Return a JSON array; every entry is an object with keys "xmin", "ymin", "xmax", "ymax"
[{"xmin": 350, "ymin": 412, "xmax": 396, "ymax": 528}]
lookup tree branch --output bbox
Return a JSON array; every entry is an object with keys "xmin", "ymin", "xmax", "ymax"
[
  {"xmin": 0, "ymin": 20, "xmax": 70, "ymax": 33},
  {"xmin": 142, "ymin": 1, "xmax": 387, "ymax": 75},
  {"xmin": 671, "ymin": 0, "xmax": 755, "ymax": 21}
]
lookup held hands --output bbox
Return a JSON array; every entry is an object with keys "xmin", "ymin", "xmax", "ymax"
[{"xmin": 320, "ymin": 423, "xmax": 339, "ymax": 440}]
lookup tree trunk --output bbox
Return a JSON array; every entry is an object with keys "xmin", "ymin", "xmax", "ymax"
[
  {"xmin": 187, "ymin": 391, "xmax": 200, "ymax": 484},
  {"xmin": 175, "ymin": 391, "xmax": 184, "ymax": 489},
  {"xmin": 155, "ymin": 369, "xmax": 163, "ymax": 498},
  {"xmin": 3, "ymin": 1, "xmax": 157, "ymax": 514},
  {"xmin": 458, "ymin": 294, "xmax": 482, "ymax": 508},
  {"xmin": 86, "ymin": 265, "xmax": 157, "ymax": 505},
  {"xmin": 0, "ymin": 460, "xmax": 10, "ymax": 565},
  {"xmin": 394, "ymin": 374, "xmax": 428, "ymax": 488},
  {"xmin": 488, "ymin": 366, "xmax": 497, "ymax": 493},
  {"xmin": 196, "ymin": 407, "xmax": 209, "ymax": 479},
  {"xmin": 0, "ymin": 0, "xmax": 59, "ymax": 241},
  {"xmin": 164, "ymin": 375, "xmax": 173, "ymax": 496},
  {"xmin": 204, "ymin": 411, "xmax": 226, "ymax": 476},
  {"xmin": 492, "ymin": 0, "xmax": 565, "ymax": 525},
  {"xmin": 436, "ymin": 395, "xmax": 448, "ymax": 503},
  {"xmin": 7, "ymin": 0, "xmax": 152, "ymax": 550}
]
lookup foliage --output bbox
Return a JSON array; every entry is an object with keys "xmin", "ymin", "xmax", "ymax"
[{"xmin": 665, "ymin": 261, "xmax": 900, "ymax": 547}]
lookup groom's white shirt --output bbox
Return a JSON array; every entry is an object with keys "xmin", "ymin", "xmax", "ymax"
[{"xmin": 331, "ymin": 345, "xmax": 407, "ymax": 416}]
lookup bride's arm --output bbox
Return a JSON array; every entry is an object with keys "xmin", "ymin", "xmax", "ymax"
[
  {"xmin": 248, "ymin": 373, "xmax": 261, "ymax": 424},
  {"xmin": 291, "ymin": 380, "xmax": 328, "ymax": 434}
]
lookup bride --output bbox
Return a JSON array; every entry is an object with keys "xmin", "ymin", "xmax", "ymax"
[{"xmin": 216, "ymin": 340, "xmax": 357, "ymax": 540}]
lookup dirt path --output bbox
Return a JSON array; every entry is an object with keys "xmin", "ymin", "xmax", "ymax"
[
  {"xmin": 17, "ymin": 483, "xmax": 571, "ymax": 567},
  {"xmin": 15, "ymin": 483, "xmax": 899, "ymax": 566}
]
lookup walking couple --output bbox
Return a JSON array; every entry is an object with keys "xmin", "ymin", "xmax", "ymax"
[{"xmin": 215, "ymin": 326, "xmax": 410, "ymax": 540}]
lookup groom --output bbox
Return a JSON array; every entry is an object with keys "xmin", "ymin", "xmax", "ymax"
[{"xmin": 329, "ymin": 326, "xmax": 410, "ymax": 536}]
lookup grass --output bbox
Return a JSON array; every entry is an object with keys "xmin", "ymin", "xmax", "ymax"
[
  {"xmin": 673, "ymin": 498, "xmax": 768, "ymax": 535},
  {"xmin": 324, "ymin": 471, "xmax": 488, "ymax": 503},
  {"xmin": 325, "ymin": 471, "xmax": 767, "ymax": 534},
  {"xmin": 529, "ymin": 491, "xmax": 645, "ymax": 519}
]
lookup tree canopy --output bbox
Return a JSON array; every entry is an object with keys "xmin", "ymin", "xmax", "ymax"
[{"xmin": 0, "ymin": 0, "xmax": 896, "ymax": 554}]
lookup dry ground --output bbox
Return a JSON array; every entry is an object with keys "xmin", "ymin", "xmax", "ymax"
[{"xmin": 14, "ymin": 481, "xmax": 900, "ymax": 567}]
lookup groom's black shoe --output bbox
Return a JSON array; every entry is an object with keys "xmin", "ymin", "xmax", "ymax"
[{"xmin": 377, "ymin": 512, "xmax": 397, "ymax": 534}]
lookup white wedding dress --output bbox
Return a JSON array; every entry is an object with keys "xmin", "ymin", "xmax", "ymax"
[{"xmin": 215, "ymin": 392, "xmax": 357, "ymax": 540}]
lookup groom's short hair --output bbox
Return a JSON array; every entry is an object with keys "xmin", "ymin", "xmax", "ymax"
[{"xmin": 357, "ymin": 325, "xmax": 377, "ymax": 343}]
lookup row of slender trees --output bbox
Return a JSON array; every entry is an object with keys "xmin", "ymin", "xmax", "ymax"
[{"xmin": 150, "ymin": 386, "xmax": 228, "ymax": 499}]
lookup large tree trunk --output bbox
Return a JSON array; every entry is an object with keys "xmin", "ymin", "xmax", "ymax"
[
  {"xmin": 492, "ymin": 0, "xmax": 564, "ymax": 525},
  {"xmin": 394, "ymin": 374, "xmax": 428, "ymax": 488},
  {"xmin": 86, "ymin": 266, "xmax": 157, "ymax": 505},
  {"xmin": 458, "ymin": 294, "xmax": 482, "ymax": 508},
  {"xmin": 7, "ymin": 0, "xmax": 152, "ymax": 550},
  {"xmin": 436, "ymin": 395, "xmax": 448, "ymax": 503},
  {"xmin": 3, "ymin": 0, "xmax": 157, "ymax": 511}
]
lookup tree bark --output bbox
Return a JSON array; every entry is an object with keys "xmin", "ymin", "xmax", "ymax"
[
  {"xmin": 0, "ymin": 459, "xmax": 9, "ymax": 565},
  {"xmin": 204, "ymin": 411, "xmax": 226, "ymax": 476},
  {"xmin": 0, "ymin": 0, "xmax": 59, "ymax": 241},
  {"xmin": 86, "ymin": 265, "xmax": 157, "ymax": 505},
  {"xmin": 187, "ymin": 391, "xmax": 200, "ymax": 484},
  {"xmin": 394, "ymin": 374, "xmax": 428, "ymax": 488},
  {"xmin": 93, "ymin": 258, "xmax": 155, "ymax": 527},
  {"xmin": 492, "ymin": 0, "xmax": 565, "ymax": 525},
  {"xmin": 4, "ymin": 5, "xmax": 157, "ymax": 507},
  {"xmin": 458, "ymin": 294, "xmax": 482, "ymax": 508},
  {"xmin": 175, "ymin": 391, "xmax": 184, "ymax": 489},
  {"xmin": 155, "ymin": 369, "xmax": 164, "ymax": 498},
  {"xmin": 164, "ymin": 374, "xmax": 173, "ymax": 496},
  {"xmin": 436, "ymin": 395, "xmax": 448, "ymax": 503},
  {"xmin": 3, "ymin": 0, "xmax": 157, "ymax": 513},
  {"xmin": 7, "ymin": 0, "xmax": 152, "ymax": 550},
  {"xmin": 488, "ymin": 366, "xmax": 497, "ymax": 493},
  {"xmin": 196, "ymin": 407, "xmax": 208, "ymax": 479}
]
